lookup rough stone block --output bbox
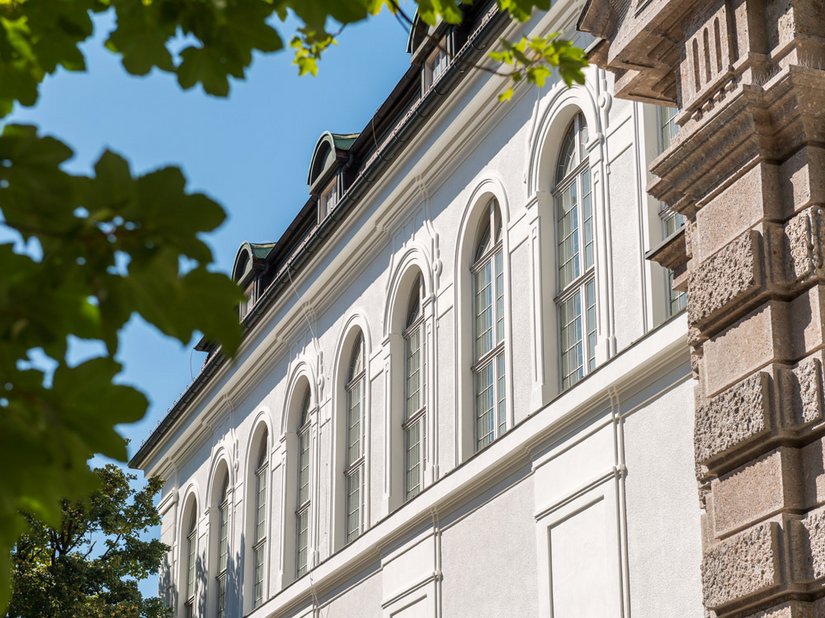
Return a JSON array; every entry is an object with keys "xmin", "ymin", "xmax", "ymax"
[
  {"xmin": 689, "ymin": 230, "xmax": 762, "ymax": 326},
  {"xmin": 695, "ymin": 371, "xmax": 771, "ymax": 464},
  {"xmin": 782, "ymin": 144, "xmax": 825, "ymax": 215},
  {"xmin": 713, "ymin": 448, "xmax": 802, "ymax": 537},
  {"xmin": 701, "ymin": 521, "xmax": 781, "ymax": 610},
  {"xmin": 703, "ymin": 301, "xmax": 791, "ymax": 396},
  {"xmin": 798, "ymin": 505, "xmax": 825, "ymax": 582},
  {"xmin": 780, "ymin": 356, "xmax": 824, "ymax": 427},
  {"xmin": 784, "ymin": 208, "xmax": 817, "ymax": 282},
  {"xmin": 744, "ymin": 601, "xmax": 816, "ymax": 618},
  {"xmin": 789, "ymin": 286, "xmax": 825, "ymax": 360},
  {"xmin": 802, "ymin": 437, "xmax": 825, "ymax": 508}
]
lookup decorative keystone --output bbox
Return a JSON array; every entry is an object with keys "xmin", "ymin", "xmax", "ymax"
[
  {"xmin": 702, "ymin": 521, "xmax": 782, "ymax": 610},
  {"xmin": 695, "ymin": 372, "xmax": 771, "ymax": 464}
]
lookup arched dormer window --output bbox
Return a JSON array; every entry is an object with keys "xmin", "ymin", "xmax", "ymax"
[
  {"xmin": 554, "ymin": 113, "xmax": 596, "ymax": 390},
  {"xmin": 308, "ymin": 132, "xmax": 359, "ymax": 223},
  {"xmin": 249, "ymin": 427, "xmax": 269, "ymax": 609},
  {"xmin": 181, "ymin": 497, "xmax": 198, "ymax": 618},
  {"xmin": 232, "ymin": 242, "xmax": 275, "ymax": 320},
  {"xmin": 472, "ymin": 199, "xmax": 506, "ymax": 451},
  {"xmin": 210, "ymin": 466, "xmax": 230, "ymax": 618},
  {"xmin": 296, "ymin": 390, "xmax": 312, "ymax": 578},
  {"xmin": 344, "ymin": 333, "xmax": 365, "ymax": 542},
  {"xmin": 403, "ymin": 275, "xmax": 426, "ymax": 499}
]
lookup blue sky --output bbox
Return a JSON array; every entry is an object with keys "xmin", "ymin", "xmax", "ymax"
[{"xmin": 10, "ymin": 6, "xmax": 414, "ymax": 598}]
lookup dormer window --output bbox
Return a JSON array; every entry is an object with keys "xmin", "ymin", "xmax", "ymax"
[
  {"xmin": 423, "ymin": 38, "xmax": 450, "ymax": 92},
  {"xmin": 318, "ymin": 175, "xmax": 339, "ymax": 221},
  {"xmin": 232, "ymin": 241, "xmax": 275, "ymax": 322},
  {"xmin": 240, "ymin": 279, "xmax": 256, "ymax": 320}
]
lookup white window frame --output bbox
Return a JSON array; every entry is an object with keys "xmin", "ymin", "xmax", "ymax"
[
  {"xmin": 472, "ymin": 200, "xmax": 506, "ymax": 452},
  {"xmin": 422, "ymin": 38, "xmax": 450, "ymax": 93},
  {"xmin": 403, "ymin": 277, "xmax": 427, "ymax": 501},
  {"xmin": 252, "ymin": 450, "xmax": 268, "ymax": 609},
  {"xmin": 184, "ymin": 523, "xmax": 197, "ymax": 618},
  {"xmin": 319, "ymin": 174, "xmax": 339, "ymax": 219},
  {"xmin": 656, "ymin": 106, "xmax": 687, "ymax": 316},
  {"xmin": 215, "ymin": 491, "xmax": 229, "ymax": 618},
  {"xmin": 344, "ymin": 335, "xmax": 366, "ymax": 542},
  {"xmin": 554, "ymin": 113, "xmax": 597, "ymax": 391},
  {"xmin": 295, "ymin": 394, "xmax": 312, "ymax": 578}
]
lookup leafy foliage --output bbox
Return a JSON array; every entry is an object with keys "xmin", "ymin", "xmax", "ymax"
[
  {"xmin": 0, "ymin": 0, "xmax": 587, "ymax": 610},
  {"xmin": 7, "ymin": 464, "xmax": 171, "ymax": 618}
]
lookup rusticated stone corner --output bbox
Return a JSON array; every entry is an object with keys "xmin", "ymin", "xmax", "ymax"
[
  {"xmin": 744, "ymin": 601, "xmax": 816, "ymax": 618},
  {"xmin": 780, "ymin": 357, "xmax": 824, "ymax": 428},
  {"xmin": 695, "ymin": 372, "xmax": 771, "ymax": 464},
  {"xmin": 702, "ymin": 521, "xmax": 781, "ymax": 610},
  {"xmin": 689, "ymin": 230, "xmax": 761, "ymax": 326},
  {"xmin": 795, "ymin": 358, "xmax": 823, "ymax": 425},
  {"xmin": 785, "ymin": 209, "xmax": 816, "ymax": 281},
  {"xmin": 799, "ymin": 505, "xmax": 825, "ymax": 582}
]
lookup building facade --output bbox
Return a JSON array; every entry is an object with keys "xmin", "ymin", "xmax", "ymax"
[{"xmin": 131, "ymin": 1, "xmax": 713, "ymax": 616}]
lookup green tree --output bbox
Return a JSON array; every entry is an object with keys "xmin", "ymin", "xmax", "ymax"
[
  {"xmin": 7, "ymin": 464, "xmax": 171, "ymax": 618},
  {"xmin": 0, "ymin": 0, "xmax": 587, "ymax": 608}
]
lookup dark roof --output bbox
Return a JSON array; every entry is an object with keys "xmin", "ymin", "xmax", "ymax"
[
  {"xmin": 250, "ymin": 242, "xmax": 277, "ymax": 259},
  {"xmin": 130, "ymin": 1, "xmax": 506, "ymax": 470},
  {"xmin": 331, "ymin": 133, "xmax": 359, "ymax": 150}
]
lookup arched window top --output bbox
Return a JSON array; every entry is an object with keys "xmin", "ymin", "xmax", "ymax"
[
  {"xmin": 474, "ymin": 199, "xmax": 502, "ymax": 263},
  {"xmin": 347, "ymin": 332, "xmax": 365, "ymax": 383},
  {"xmin": 406, "ymin": 274, "xmax": 424, "ymax": 329},
  {"xmin": 184, "ymin": 497, "xmax": 198, "ymax": 532},
  {"xmin": 299, "ymin": 389, "xmax": 312, "ymax": 428},
  {"xmin": 556, "ymin": 113, "xmax": 589, "ymax": 184},
  {"xmin": 256, "ymin": 427, "xmax": 269, "ymax": 469}
]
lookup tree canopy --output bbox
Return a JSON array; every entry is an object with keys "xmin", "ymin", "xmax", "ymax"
[
  {"xmin": 0, "ymin": 0, "xmax": 586, "ymax": 609},
  {"xmin": 7, "ymin": 464, "xmax": 170, "ymax": 618}
]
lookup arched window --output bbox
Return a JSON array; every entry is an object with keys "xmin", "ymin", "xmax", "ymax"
[
  {"xmin": 472, "ymin": 199, "xmax": 506, "ymax": 451},
  {"xmin": 296, "ymin": 391, "xmax": 312, "ymax": 577},
  {"xmin": 251, "ymin": 428, "xmax": 268, "ymax": 608},
  {"xmin": 345, "ymin": 333, "xmax": 365, "ymax": 542},
  {"xmin": 404, "ymin": 275, "xmax": 426, "ymax": 500},
  {"xmin": 212, "ymin": 471, "xmax": 230, "ymax": 618},
  {"xmin": 554, "ymin": 113, "xmax": 596, "ymax": 390},
  {"xmin": 182, "ymin": 499, "xmax": 198, "ymax": 618}
]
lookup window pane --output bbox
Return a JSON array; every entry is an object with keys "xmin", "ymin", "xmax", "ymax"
[
  {"xmin": 496, "ymin": 353, "xmax": 506, "ymax": 438},
  {"xmin": 216, "ymin": 575, "xmax": 226, "ymax": 618},
  {"xmin": 404, "ymin": 419, "xmax": 422, "ymax": 500},
  {"xmin": 557, "ymin": 184, "xmax": 580, "ymax": 289},
  {"xmin": 347, "ymin": 379, "xmax": 362, "ymax": 466},
  {"xmin": 495, "ymin": 251, "xmax": 504, "ymax": 344},
  {"xmin": 560, "ymin": 292, "xmax": 584, "ymax": 390},
  {"xmin": 255, "ymin": 466, "xmax": 267, "ymax": 543},
  {"xmin": 296, "ymin": 509, "xmax": 309, "ymax": 577},
  {"xmin": 254, "ymin": 543, "xmax": 265, "ymax": 607},
  {"xmin": 186, "ymin": 531, "xmax": 196, "ymax": 599},
  {"xmin": 346, "ymin": 467, "xmax": 362, "ymax": 543},
  {"xmin": 298, "ymin": 430, "xmax": 310, "ymax": 505},
  {"xmin": 582, "ymin": 169, "xmax": 593, "ymax": 270},
  {"xmin": 474, "ymin": 262, "xmax": 494, "ymax": 359},
  {"xmin": 405, "ymin": 327, "xmax": 422, "ymax": 417},
  {"xmin": 218, "ymin": 501, "xmax": 228, "ymax": 573},
  {"xmin": 586, "ymin": 280, "xmax": 597, "ymax": 373},
  {"xmin": 475, "ymin": 362, "xmax": 495, "ymax": 450}
]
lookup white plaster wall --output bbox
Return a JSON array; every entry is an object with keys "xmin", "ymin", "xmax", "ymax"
[
  {"xmin": 622, "ymin": 367, "xmax": 704, "ymax": 618},
  {"xmin": 440, "ymin": 472, "xmax": 539, "ymax": 618},
  {"xmin": 141, "ymin": 2, "xmax": 703, "ymax": 615}
]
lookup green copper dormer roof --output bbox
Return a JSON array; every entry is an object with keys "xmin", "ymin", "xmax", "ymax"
[
  {"xmin": 307, "ymin": 131, "xmax": 360, "ymax": 190},
  {"xmin": 232, "ymin": 241, "xmax": 276, "ymax": 283}
]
